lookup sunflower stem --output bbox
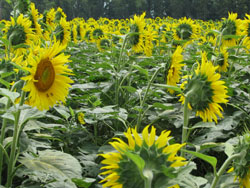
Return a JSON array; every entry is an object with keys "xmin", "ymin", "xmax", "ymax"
[
  {"xmin": 0, "ymin": 80, "xmax": 22, "ymax": 185},
  {"xmin": 137, "ymin": 66, "xmax": 163, "ymax": 131},
  {"xmin": 144, "ymin": 178, "xmax": 152, "ymax": 188},
  {"xmin": 228, "ymin": 35, "xmax": 245, "ymax": 75},
  {"xmin": 210, "ymin": 152, "xmax": 245, "ymax": 188},
  {"xmin": 181, "ymin": 93, "xmax": 190, "ymax": 157},
  {"xmin": 115, "ymin": 35, "xmax": 128, "ymax": 108},
  {"xmin": 0, "ymin": 98, "xmax": 11, "ymax": 185},
  {"xmin": 6, "ymin": 86, "xmax": 26, "ymax": 187}
]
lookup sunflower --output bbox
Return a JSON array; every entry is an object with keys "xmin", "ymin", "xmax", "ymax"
[
  {"xmin": 220, "ymin": 12, "xmax": 242, "ymax": 47},
  {"xmin": 29, "ymin": 3, "xmax": 42, "ymax": 37},
  {"xmin": 179, "ymin": 52, "xmax": 229, "ymax": 123},
  {"xmin": 83, "ymin": 27, "xmax": 93, "ymax": 42},
  {"xmin": 242, "ymin": 13, "xmax": 250, "ymax": 49},
  {"xmin": 228, "ymin": 133, "xmax": 250, "ymax": 188},
  {"xmin": 21, "ymin": 41, "xmax": 73, "ymax": 111},
  {"xmin": 143, "ymin": 26, "xmax": 156, "ymax": 57},
  {"xmin": 46, "ymin": 8, "xmax": 56, "ymax": 29},
  {"xmin": 99, "ymin": 125, "xmax": 186, "ymax": 188},
  {"xmin": 3, "ymin": 14, "xmax": 35, "ymax": 54},
  {"xmin": 71, "ymin": 22, "xmax": 78, "ymax": 43},
  {"xmin": 97, "ymin": 36, "xmax": 111, "ymax": 51},
  {"xmin": 166, "ymin": 46, "xmax": 185, "ymax": 94},
  {"xmin": 54, "ymin": 18, "xmax": 71, "ymax": 46},
  {"xmin": 128, "ymin": 12, "xmax": 146, "ymax": 53},
  {"xmin": 216, "ymin": 48, "xmax": 229, "ymax": 72},
  {"xmin": 55, "ymin": 7, "xmax": 66, "ymax": 22},
  {"xmin": 92, "ymin": 26, "xmax": 105, "ymax": 41},
  {"xmin": 173, "ymin": 17, "xmax": 198, "ymax": 42}
]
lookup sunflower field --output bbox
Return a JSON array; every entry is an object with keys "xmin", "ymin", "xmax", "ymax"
[{"xmin": 0, "ymin": 1, "xmax": 249, "ymax": 188}]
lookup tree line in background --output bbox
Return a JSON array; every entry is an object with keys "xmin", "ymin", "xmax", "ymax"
[{"xmin": 1, "ymin": 0, "xmax": 250, "ymax": 20}]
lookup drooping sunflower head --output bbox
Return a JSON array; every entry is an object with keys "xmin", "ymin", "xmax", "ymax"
[
  {"xmin": 21, "ymin": 41, "xmax": 74, "ymax": 111},
  {"xmin": 128, "ymin": 12, "xmax": 146, "ymax": 53},
  {"xmin": 216, "ymin": 48, "xmax": 229, "ymax": 72},
  {"xmin": 220, "ymin": 12, "xmax": 242, "ymax": 47},
  {"xmin": 179, "ymin": 52, "xmax": 229, "ymax": 123},
  {"xmin": 173, "ymin": 17, "xmax": 198, "ymax": 41},
  {"xmin": 54, "ymin": 18, "xmax": 71, "ymax": 46},
  {"xmin": 3, "ymin": 14, "xmax": 35, "ymax": 54},
  {"xmin": 166, "ymin": 46, "xmax": 184, "ymax": 94},
  {"xmin": 99, "ymin": 125, "xmax": 186, "ymax": 188}
]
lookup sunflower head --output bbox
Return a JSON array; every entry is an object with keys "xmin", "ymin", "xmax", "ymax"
[
  {"xmin": 55, "ymin": 7, "xmax": 66, "ymax": 22},
  {"xmin": 29, "ymin": 3, "xmax": 42, "ymax": 36},
  {"xmin": 21, "ymin": 41, "xmax": 74, "ymax": 111},
  {"xmin": 92, "ymin": 27, "xmax": 105, "ymax": 41},
  {"xmin": 166, "ymin": 46, "xmax": 184, "ymax": 94},
  {"xmin": 97, "ymin": 36, "xmax": 111, "ymax": 51},
  {"xmin": 216, "ymin": 48, "xmax": 229, "ymax": 72},
  {"xmin": 174, "ymin": 17, "xmax": 197, "ymax": 41},
  {"xmin": 179, "ymin": 52, "xmax": 229, "ymax": 123},
  {"xmin": 128, "ymin": 12, "xmax": 146, "ymax": 53},
  {"xmin": 54, "ymin": 18, "xmax": 70, "ymax": 45},
  {"xmin": 220, "ymin": 12, "xmax": 241, "ymax": 47},
  {"xmin": 99, "ymin": 125, "xmax": 187, "ymax": 188},
  {"xmin": 3, "ymin": 14, "xmax": 35, "ymax": 54},
  {"xmin": 230, "ymin": 133, "xmax": 250, "ymax": 187}
]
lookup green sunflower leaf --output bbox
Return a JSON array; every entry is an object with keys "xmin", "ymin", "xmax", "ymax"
[
  {"xmin": 153, "ymin": 83, "xmax": 182, "ymax": 93},
  {"xmin": 132, "ymin": 65, "xmax": 149, "ymax": 79},
  {"xmin": 19, "ymin": 150, "xmax": 82, "ymax": 188},
  {"xmin": 0, "ymin": 88, "xmax": 19, "ymax": 104},
  {"xmin": 182, "ymin": 149, "xmax": 217, "ymax": 170}
]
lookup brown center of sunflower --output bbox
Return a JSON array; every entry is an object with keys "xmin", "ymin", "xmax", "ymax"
[{"xmin": 34, "ymin": 58, "xmax": 55, "ymax": 92}]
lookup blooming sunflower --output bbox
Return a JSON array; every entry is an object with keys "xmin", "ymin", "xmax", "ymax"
[
  {"xmin": 99, "ymin": 125, "xmax": 186, "ymax": 188},
  {"xmin": 143, "ymin": 26, "xmax": 156, "ymax": 57},
  {"xmin": 216, "ymin": 48, "xmax": 229, "ymax": 72},
  {"xmin": 46, "ymin": 8, "xmax": 56, "ymax": 29},
  {"xmin": 173, "ymin": 17, "xmax": 198, "ymax": 42},
  {"xmin": 166, "ymin": 46, "xmax": 185, "ymax": 94},
  {"xmin": 55, "ymin": 7, "xmax": 67, "ymax": 22},
  {"xmin": 128, "ymin": 12, "xmax": 146, "ymax": 53},
  {"xmin": 3, "ymin": 14, "xmax": 35, "ymax": 54},
  {"xmin": 242, "ymin": 13, "xmax": 250, "ymax": 49},
  {"xmin": 179, "ymin": 52, "xmax": 229, "ymax": 123},
  {"xmin": 97, "ymin": 36, "xmax": 111, "ymax": 51},
  {"xmin": 21, "ymin": 41, "xmax": 74, "ymax": 111},
  {"xmin": 92, "ymin": 26, "xmax": 105, "ymax": 41},
  {"xmin": 220, "ymin": 12, "xmax": 242, "ymax": 47},
  {"xmin": 54, "ymin": 18, "xmax": 71, "ymax": 46},
  {"xmin": 29, "ymin": 3, "xmax": 42, "ymax": 37},
  {"xmin": 71, "ymin": 22, "xmax": 78, "ymax": 43}
]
